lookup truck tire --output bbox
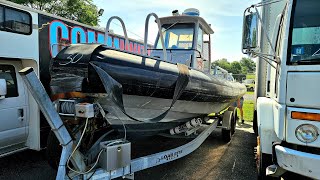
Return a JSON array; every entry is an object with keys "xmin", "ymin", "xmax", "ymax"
[
  {"xmin": 253, "ymin": 110, "xmax": 258, "ymax": 136},
  {"xmin": 46, "ymin": 130, "xmax": 62, "ymax": 170},
  {"xmin": 257, "ymin": 153, "xmax": 280, "ymax": 180}
]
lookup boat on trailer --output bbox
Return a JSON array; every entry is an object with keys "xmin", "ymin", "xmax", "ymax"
[{"xmin": 50, "ymin": 9, "xmax": 246, "ymax": 136}]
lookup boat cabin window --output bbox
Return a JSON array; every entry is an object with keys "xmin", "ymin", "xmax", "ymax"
[
  {"xmin": 197, "ymin": 27, "xmax": 203, "ymax": 52},
  {"xmin": 156, "ymin": 23, "xmax": 194, "ymax": 49},
  {"xmin": 0, "ymin": 5, "xmax": 32, "ymax": 35}
]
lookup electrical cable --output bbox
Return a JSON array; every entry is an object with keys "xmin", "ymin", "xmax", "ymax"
[
  {"xmin": 66, "ymin": 117, "xmax": 96, "ymax": 175},
  {"xmin": 66, "ymin": 104, "xmax": 128, "ymax": 177},
  {"xmin": 66, "ymin": 117, "xmax": 122, "ymax": 175},
  {"xmin": 96, "ymin": 102, "xmax": 127, "ymax": 140},
  {"xmin": 111, "ymin": 106, "xmax": 127, "ymax": 140}
]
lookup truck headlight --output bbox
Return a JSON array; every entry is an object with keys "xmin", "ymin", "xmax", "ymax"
[{"xmin": 295, "ymin": 124, "xmax": 319, "ymax": 143}]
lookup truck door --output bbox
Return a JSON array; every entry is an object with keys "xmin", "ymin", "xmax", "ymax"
[{"xmin": 0, "ymin": 62, "xmax": 28, "ymax": 152}]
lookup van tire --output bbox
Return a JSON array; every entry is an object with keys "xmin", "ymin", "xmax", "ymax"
[{"xmin": 46, "ymin": 130, "xmax": 62, "ymax": 170}]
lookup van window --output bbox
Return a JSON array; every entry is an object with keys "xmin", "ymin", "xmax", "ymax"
[
  {"xmin": 5, "ymin": 8, "xmax": 31, "ymax": 34},
  {"xmin": 0, "ymin": 6, "xmax": 31, "ymax": 35},
  {"xmin": 0, "ymin": 65, "xmax": 18, "ymax": 98},
  {"xmin": 0, "ymin": 6, "xmax": 3, "ymax": 28}
]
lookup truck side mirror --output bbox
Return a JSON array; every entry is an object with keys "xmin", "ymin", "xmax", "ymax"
[
  {"xmin": 242, "ymin": 12, "xmax": 258, "ymax": 53},
  {"xmin": 0, "ymin": 79, "xmax": 7, "ymax": 99}
]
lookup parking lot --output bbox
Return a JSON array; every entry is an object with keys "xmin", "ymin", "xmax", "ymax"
[{"xmin": 0, "ymin": 122, "xmax": 257, "ymax": 180}]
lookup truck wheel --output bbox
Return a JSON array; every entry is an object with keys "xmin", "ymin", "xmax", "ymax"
[
  {"xmin": 257, "ymin": 152, "xmax": 279, "ymax": 180},
  {"xmin": 46, "ymin": 130, "xmax": 62, "ymax": 170},
  {"xmin": 253, "ymin": 110, "xmax": 258, "ymax": 136}
]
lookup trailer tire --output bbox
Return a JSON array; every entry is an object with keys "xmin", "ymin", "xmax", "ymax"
[
  {"xmin": 231, "ymin": 109, "xmax": 237, "ymax": 135},
  {"xmin": 227, "ymin": 107, "xmax": 237, "ymax": 135},
  {"xmin": 222, "ymin": 129, "xmax": 231, "ymax": 142},
  {"xmin": 46, "ymin": 130, "xmax": 62, "ymax": 170}
]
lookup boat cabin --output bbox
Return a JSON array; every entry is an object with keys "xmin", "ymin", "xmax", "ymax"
[{"xmin": 151, "ymin": 9, "xmax": 214, "ymax": 73}]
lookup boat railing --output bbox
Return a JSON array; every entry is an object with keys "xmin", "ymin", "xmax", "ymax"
[
  {"xmin": 105, "ymin": 16, "xmax": 130, "ymax": 51},
  {"xmin": 213, "ymin": 66, "xmax": 235, "ymax": 81},
  {"xmin": 144, "ymin": 13, "xmax": 167, "ymax": 61}
]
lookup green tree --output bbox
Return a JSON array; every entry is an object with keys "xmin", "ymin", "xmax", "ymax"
[
  {"xmin": 9, "ymin": 0, "xmax": 99, "ymax": 26},
  {"xmin": 211, "ymin": 58, "xmax": 231, "ymax": 72},
  {"xmin": 240, "ymin": 57, "xmax": 256, "ymax": 74},
  {"xmin": 230, "ymin": 61, "xmax": 242, "ymax": 74}
]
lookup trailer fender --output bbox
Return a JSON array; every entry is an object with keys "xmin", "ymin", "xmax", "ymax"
[
  {"xmin": 222, "ymin": 110, "xmax": 233, "ymax": 130},
  {"xmin": 257, "ymin": 97, "xmax": 279, "ymax": 155}
]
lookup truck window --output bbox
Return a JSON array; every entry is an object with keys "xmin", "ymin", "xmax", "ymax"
[
  {"xmin": 289, "ymin": 0, "xmax": 320, "ymax": 64},
  {"xmin": 0, "ymin": 65, "xmax": 18, "ymax": 98},
  {"xmin": 0, "ymin": 5, "xmax": 31, "ymax": 35}
]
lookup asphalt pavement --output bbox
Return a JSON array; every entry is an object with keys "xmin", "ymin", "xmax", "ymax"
[{"xmin": 0, "ymin": 122, "xmax": 257, "ymax": 180}]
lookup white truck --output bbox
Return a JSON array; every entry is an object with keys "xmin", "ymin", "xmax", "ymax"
[
  {"xmin": 0, "ymin": 0, "xmax": 149, "ymax": 158},
  {"xmin": 242, "ymin": 0, "xmax": 320, "ymax": 179}
]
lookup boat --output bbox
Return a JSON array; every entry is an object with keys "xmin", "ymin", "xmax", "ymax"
[{"xmin": 50, "ymin": 8, "xmax": 246, "ymax": 136}]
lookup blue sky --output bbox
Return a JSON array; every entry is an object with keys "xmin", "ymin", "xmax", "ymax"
[{"xmin": 93, "ymin": 0, "xmax": 259, "ymax": 61}]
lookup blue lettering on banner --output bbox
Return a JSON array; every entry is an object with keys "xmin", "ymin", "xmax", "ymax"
[
  {"xmin": 48, "ymin": 20, "xmax": 148, "ymax": 57},
  {"xmin": 49, "ymin": 20, "xmax": 69, "ymax": 57},
  {"xmin": 71, "ymin": 27, "xmax": 86, "ymax": 44}
]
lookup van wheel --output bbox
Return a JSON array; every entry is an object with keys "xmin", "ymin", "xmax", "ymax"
[{"xmin": 46, "ymin": 130, "xmax": 62, "ymax": 170}]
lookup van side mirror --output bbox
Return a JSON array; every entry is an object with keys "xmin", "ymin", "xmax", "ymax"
[
  {"xmin": 0, "ymin": 79, "xmax": 7, "ymax": 99},
  {"xmin": 242, "ymin": 12, "xmax": 258, "ymax": 53}
]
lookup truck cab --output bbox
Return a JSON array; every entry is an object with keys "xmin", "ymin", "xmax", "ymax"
[
  {"xmin": 242, "ymin": 0, "xmax": 320, "ymax": 179},
  {"xmin": 150, "ymin": 9, "xmax": 213, "ymax": 73}
]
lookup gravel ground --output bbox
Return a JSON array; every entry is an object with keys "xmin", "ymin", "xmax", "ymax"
[{"xmin": 0, "ymin": 122, "xmax": 257, "ymax": 180}]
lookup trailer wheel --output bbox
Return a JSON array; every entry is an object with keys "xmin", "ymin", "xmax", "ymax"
[
  {"xmin": 231, "ymin": 109, "xmax": 237, "ymax": 135},
  {"xmin": 222, "ymin": 129, "xmax": 231, "ymax": 142},
  {"xmin": 227, "ymin": 107, "xmax": 237, "ymax": 135},
  {"xmin": 46, "ymin": 130, "xmax": 62, "ymax": 170}
]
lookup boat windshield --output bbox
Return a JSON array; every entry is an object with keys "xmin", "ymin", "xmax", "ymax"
[
  {"xmin": 156, "ymin": 23, "xmax": 194, "ymax": 49},
  {"xmin": 289, "ymin": 0, "xmax": 320, "ymax": 64}
]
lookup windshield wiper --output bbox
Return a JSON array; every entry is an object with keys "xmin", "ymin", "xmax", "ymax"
[{"xmin": 163, "ymin": 21, "xmax": 180, "ymax": 32}]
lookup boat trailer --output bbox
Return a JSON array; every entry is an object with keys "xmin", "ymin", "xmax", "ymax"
[{"xmin": 19, "ymin": 67, "xmax": 236, "ymax": 179}]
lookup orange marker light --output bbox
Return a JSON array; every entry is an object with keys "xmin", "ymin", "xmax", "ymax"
[{"xmin": 291, "ymin": 111, "xmax": 320, "ymax": 122}]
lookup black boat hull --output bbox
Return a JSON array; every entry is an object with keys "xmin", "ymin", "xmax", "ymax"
[{"xmin": 51, "ymin": 44, "xmax": 246, "ymax": 134}]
